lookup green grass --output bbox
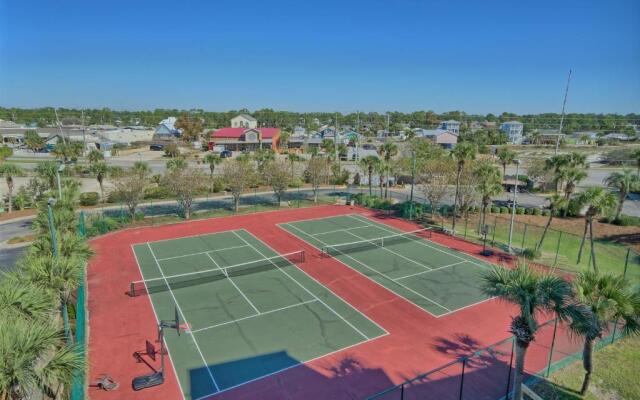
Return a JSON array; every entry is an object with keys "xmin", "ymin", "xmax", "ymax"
[{"xmin": 531, "ymin": 335, "xmax": 640, "ymax": 400}]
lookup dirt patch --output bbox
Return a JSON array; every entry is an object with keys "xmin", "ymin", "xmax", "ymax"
[{"xmin": 0, "ymin": 208, "xmax": 37, "ymax": 222}]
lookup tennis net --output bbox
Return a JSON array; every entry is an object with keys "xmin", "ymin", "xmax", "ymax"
[
  {"xmin": 321, "ymin": 228, "xmax": 432, "ymax": 257},
  {"xmin": 130, "ymin": 250, "xmax": 305, "ymax": 296}
]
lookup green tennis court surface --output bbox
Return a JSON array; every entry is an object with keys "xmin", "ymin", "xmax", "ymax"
[
  {"xmin": 132, "ymin": 229, "xmax": 386, "ymax": 400},
  {"xmin": 280, "ymin": 214, "xmax": 494, "ymax": 317}
]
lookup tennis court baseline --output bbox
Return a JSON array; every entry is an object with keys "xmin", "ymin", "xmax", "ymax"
[
  {"xmin": 280, "ymin": 214, "xmax": 494, "ymax": 317},
  {"xmin": 132, "ymin": 228, "xmax": 386, "ymax": 400}
]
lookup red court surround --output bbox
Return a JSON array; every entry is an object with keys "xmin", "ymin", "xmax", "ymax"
[{"xmin": 87, "ymin": 205, "xmax": 566, "ymax": 400}]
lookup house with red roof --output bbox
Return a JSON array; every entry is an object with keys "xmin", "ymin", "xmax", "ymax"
[{"xmin": 208, "ymin": 127, "xmax": 281, "ymax": 153}]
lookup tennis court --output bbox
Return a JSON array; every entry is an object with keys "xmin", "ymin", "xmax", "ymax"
[
  {"xmin": 280, "ymin": 214, "xmax": 494, "ymax": 317},
  {"xmin": 131, "ymin": 228, "xmax": 387, "ymax": 400}
]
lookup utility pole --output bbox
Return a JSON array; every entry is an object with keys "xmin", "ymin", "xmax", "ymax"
[
  {"xmin": 555, "ymin": 69, "xmax": 572, "ymax": 155},
  {"xmin": 409, "ymin": 151, "xmax": 416, "ymax": 219},
  {"xmin": 81, "ymin": 109, "xmax": 87, "ymax": 157},
  {"xmin": 386, "ymin": 113, "xmax": 390, "ymax": 136},
  {"xmin": 54, "ymin": 108, "xmax": 67, "ymax": 145},
  {"xmin": 334, "ymin": 112, "xmax": 338, "ymax": 161}
]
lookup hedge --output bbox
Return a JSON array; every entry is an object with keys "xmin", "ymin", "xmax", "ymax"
[{"xmin": 79, "ymin": 192, "xmax": 99, "ymax": 206}]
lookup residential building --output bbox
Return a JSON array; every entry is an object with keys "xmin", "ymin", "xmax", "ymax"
[
  {"xmin": 500, "ymin": 121, "xmax": 524, "ymax": 144},
  {"xmin": 231, "ymin": 114, "xmax": 258, "ymax": 129},
  {"xmin": 209, "ymin": 127, "xmax": 281, "ymax": 152},
  {"xmin": 439, "ymin": 120, "xmax": 460, "ymax": 135},
  {"xmin": 153, "ymin": 117, "xmax": 181, "ymax": 140},
  {"xmin": 414, "ymin": 129, "xmax": 458, "ymax": 149}
]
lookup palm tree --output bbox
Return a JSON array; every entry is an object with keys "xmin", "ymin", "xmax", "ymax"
[
  {"xmin": 474, "ymin": 161, "xmax": 502, "ymax": 228},
  {"xmin": 203, "ymin": 153, "xmax": 222, "ymax": 179},
  {"xmin": 166, "ymin": 157, "xmax": 187, "ymax": 171},
  {"xmin": 0, "ymin": 163, "xmax": 23, "ymax": 213},
  {"xmin": 497, "ymin": 146, "xmax": 516, "ymax": 177},
  {"xmin": 87, "ymin": 149, "xmax": 104, "ymax": 164},
  {"xmin": 377, "ymin": 142, "xmax": 398, "ymax": 199},
  {"xmin": 374, "ymin": 160, "xmax": 387, "ymax": 198},
  {"xmin": 90, "ymin": 161, "xmax": 108, "ymax": 201},
  {"xmin": 359, "ymin": 155, "xmax": 381, "ymax": 196},
  {"xmin": 451, "ymin": 142, "xmax": 476, "ymax": 235},
  {"xmin": 562, "ymin": 167, "xmax": 587, "ymax": 201},
  {"xmin": 35, "ymin": 160, "xmax": 59, "ymax": 190},
  {"xmin": 0, "ymin": 277, "xmax": 55, "ymax": 321},
  {"xmin": 0, "ymin": 317, "xmax": 84, "ymax": 399},
  {"xmin": 605, "ymin": 169, "xmax": 639, "ymax": 221},
  {"xmin": 575, "ymin": 187, "xmax": 617, "ymax": 270},
  {"xmin": 481, "ymin": 263, "xmax": 586, "ymax": 400},
  {"xmin": 571, "ymin": 272, "xmax": 640, "ymax": 395},
  {"xmin": 132, "ymin": 161, "xmax": 151, "ymax": 177},
  {"xmin": 535, "ymin": 194, "xmax": 567, "ymax": 252}
]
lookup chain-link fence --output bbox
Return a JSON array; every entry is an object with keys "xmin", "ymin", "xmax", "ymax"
[{"xmin": 367, "ymin": 317, "xmax": 627, "ymax": 400}]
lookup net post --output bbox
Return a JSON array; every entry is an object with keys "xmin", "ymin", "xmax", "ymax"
[{"xmin": 130, "ymin": 282, "xmax": 135, "ymax": 297}]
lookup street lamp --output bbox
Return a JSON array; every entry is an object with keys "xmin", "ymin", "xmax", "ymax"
[
  {"xmin": 56, "ymin": 162, "xmax": 65, "ymax": 200},
  {"xmin": 507, "ymin": 159, "xmax": 520, "ymax": 253}
]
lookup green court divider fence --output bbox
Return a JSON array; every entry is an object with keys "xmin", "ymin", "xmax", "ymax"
[
  {"xmin": 366, "ymin": 317, "xmax": 627, "ymax": 400},
  {"xmin": 71, "ymin": 211, "xmax": 87, "ymax": 400}
]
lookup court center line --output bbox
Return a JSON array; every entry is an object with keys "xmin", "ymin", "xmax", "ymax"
[
  {"xmin": 340, "ymin": 216, "xmax": 433, "ymax": 272},
  {"xmin": 156, "ymin": 244, "xmax": 250, "ymax": 261},
  {"xmin": 350, "ymin": 214, "xmax": 492, "ymax": 271},
  {"xmin": 231, "ymin": 230, "xmax": 371, "ymax": 340},
  {"xmin": 146, "ymin": 243, "xmax": 221, "ymax": 393},
  {"xmin": 205, "ymin": 252, "xmax": 262, "ymax": 315},
  {"xmin": 283, "ymin": 222, "xmax": 452, "ymax": 314},
  {"xmin": 393, "ymin": 261, "xmax": 467, "ymax": 281},
  {"xmin": 191, "ymin": 299, "xmax": 319, "ymax": 333},
  {"xmin": 310, "ymin": 224, "xmax": 375, "ymax": 237}
]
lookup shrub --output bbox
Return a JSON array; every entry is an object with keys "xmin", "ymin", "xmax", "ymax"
[
  {"xmin": 86, "ymin": 216, "xmax": 121, "ymax": 237},
  {"xmin": 516, "ymin": 207, "xmax": 525, "ymax": 215},
  {"xmin": 106, "ymin": 190, "xmax": 123, "ymax": 204},
  {"xmin": 134, "ymin": 211, "xmax": 145, "ymax": 221},
  {"xmin": 144, "ymin": 185, "xmax": 171, "ymax": 199},
  {"xmin": 608, "ymin": 215, "xmax": 640, "ymax": 227},
  {"xmin": 212, "ymin": 177, "xmax": 226, "ymax": 192},
  {"xmin": 541, "ymin": 209, "xmax": 551, "ymax": 217},
  {"xmin": 500, "ymin": 206, "xmax": 509, "ymax": 214},
  {"xmin": 522, "ymin": 247, "xmax": 541, "ymax": 260},
  {"xmin": 80, "ymin": 192, "xmax": 99, "ymax": 206},
  {"xmin": 532, "ymin": 208, "xmax": 541, "ymax": 216},
  {"xmin": 525, "ymin": 207, "xmax": 534, "ymax": 215},
  {"xmin": 565, "ymin": 199, "xmax": 582, "ymax": 217},
  {"xmin": 399, "ymin": 201, "xmax": 424, "ymax": 219},
  {"xmin": 491, "ymin": 206, "xmax": 500, "ymax": 213}
]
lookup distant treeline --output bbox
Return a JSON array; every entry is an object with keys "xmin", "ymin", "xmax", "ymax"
[{"xmin": 1, "ymin": 107, "xmax": 638, "ymax": 134}]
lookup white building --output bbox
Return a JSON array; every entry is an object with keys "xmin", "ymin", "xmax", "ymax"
[
  {"xmin": 231, "ymin": 114, "xmax": 257, "ymax": 129},
  {"xmin": 500, "ymin": 121, "xmax": 524, "ymax": 144},
  {"xmin": 439, "ymin": 120, "xmax": 460, "ymax": 135}
]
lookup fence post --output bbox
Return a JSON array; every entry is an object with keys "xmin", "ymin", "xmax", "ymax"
[
  {"xmin": 464, "ymin": 217, "xmax": 468, "ymax": 239},
  {"xmin": 554, "ymin": 231, "xmax": 562, "ymax": 266},
  {"xmin": 505, "ymin": 339, "xmax": 515, "ymax": 400},
  {"xmin": 520, "ymin": 224, "xmax": 527, "ymax": 251},
  {"xmin": 459, "ymin": 358, "xmax": 467, "ymax": 400},
  {"xmin": 491, "ymin": 217, "xmax": 497, "ymax": 246},
  {"xmin": 623, "ymin": 248, "xmax": 630, "ymax": 278},
  {"xmin": 546, "ymin": 319, "xmax": 559, "ymax": 377},
  {"xmin": 400, "ymin": 383, "xmax": 405, "ymax": 400}
]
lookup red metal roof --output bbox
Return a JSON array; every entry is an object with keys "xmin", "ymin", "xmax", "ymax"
[{"xmin": 210, "ymin": 127, "xmax": 280, "ymax": 139}]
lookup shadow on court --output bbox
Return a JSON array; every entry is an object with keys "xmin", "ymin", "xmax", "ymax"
[{"xmin": 188, "ymin": 352, "xmax": 396, "ymax": 400}]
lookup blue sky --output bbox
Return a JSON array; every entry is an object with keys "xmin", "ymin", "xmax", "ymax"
[{"xmin": 1, "ymin": 0, "xmax": 638, "ymax": 114}]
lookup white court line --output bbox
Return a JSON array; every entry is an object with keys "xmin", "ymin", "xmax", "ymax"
[
  {"xmin": 157, "ymin": 244, "xmax": 250, "ymax": 261},
  {"xmin": 350, "ymin": 214, "xmax": 492, "ymax": 271},
  {"xmin": 191, "ymin": 299, "xmax": 318, "ymax": 333},
  {"xmin": 131, "ymin": 246, "xmax": 187, "ymax": 400},
  {"xmin": 310, "ymin": 224, "xmax": 374, "ymax": 237},
  {"xmin": 146, "ymin": 243, "xmax": 221, "ymax": 393},
  {"xmin": 205, "ymin": 253, "xmax": 261, "ymax": 315},
  {"xmin": 393, "ymin": 261, "xmax": 467, "ymax": 281},
  {"xmin": 231, "ymin": 230, "xmax": 371, "ymax": 340},
  {"xmin": 339, "ymin": 218, "xmax": 433, "ymax": 272},
  {"xmin": 282, "ymin": 222, "xmax": 452, "ymax": 314}
]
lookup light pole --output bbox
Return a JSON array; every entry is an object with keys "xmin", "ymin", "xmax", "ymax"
[
  {"xmin": 56, "ymin": 162, "xmax": 65, "ymax": 200},
  {"xmin": 507, "ymin": 159, "xmax": 520, "ymax": 253},
  {"xmin": 409, "ymin": 150, "xmax": 416, "ymax": 219}
]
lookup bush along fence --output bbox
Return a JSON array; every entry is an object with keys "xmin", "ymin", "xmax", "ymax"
[
  {"xmin": 366, "ymin": 317, "xmax": 626, "ymax": 400},
  {"xmin": 71, "ymin": 212, "xmax": 87, "ymax": 400},
  {"xmin": 349, "ymin": 188, "xmax": 640, "ymax": 286}
]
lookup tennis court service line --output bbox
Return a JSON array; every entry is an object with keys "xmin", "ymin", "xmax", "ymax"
[
  {"xmin": 232, "ymin": 230, "xmax": 371, "ymax": 340},
  {"xmin": 393, "ymin": 261, "xmax": 467, "ymax": 281},
  {"xmin": 282, "ymin": 223, "xmax": 452, "ymax": 315},
  {"xmin": 190, "ymin": 299, "xmax": 319, "ymax": 334},
  {"xmin": 205, "ymin": 253, "xmax": 261, "ymax": 315},
  {"xmin": 349, "ymin": 214, "xmax": 492, "ymax": 271},
  {"xmin": 310, "ymin": 224, "xmax": 375, "ymax": 237},
  {"xmin": 338, "ymin": 222, "xmax": 434, "ymax": 272},
  {"xmin": 156, "ymin": 243, "xmax": 250, "ymax": 261},
  {"xmin": 146, "ymin": 243, "xmax": 221, "ymax": 393}
]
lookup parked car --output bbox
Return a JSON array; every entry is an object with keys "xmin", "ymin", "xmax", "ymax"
[
  {"xmin": 149, "ymin": 143, "xmax": 164, "ymax": 151},
  {"xmin": 220, "ymin": 150, "xmax": 232, "ymax": 158}
]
